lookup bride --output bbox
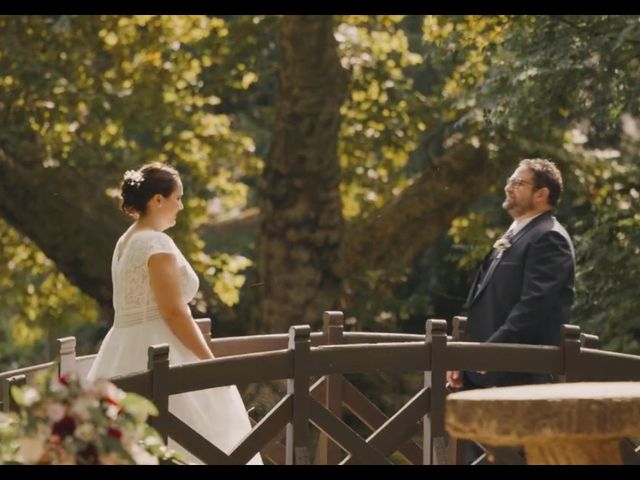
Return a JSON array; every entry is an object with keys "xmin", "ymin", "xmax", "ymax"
[{"xmin": 87, "ymin": 162, "xmax": 262, "ymax": 464}]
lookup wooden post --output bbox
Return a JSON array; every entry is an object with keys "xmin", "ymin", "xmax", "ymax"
[
  {"xmin": 147, "ymin": 344, "xmax": 171, "ymax": 444},
  {"xmin": 560, "ymin": 324, "xmax": 581, "ymax": 382},
  {"xmin": 580, "ymin": 333, "xmax": 599, "ymax": 349},
  {"xmin": 451, "ymin": 316, "xmax": 467, "ymax": 341},
  {"xmin": 195, "ymin": 318, "xmax": 212, "ymax": 342},
  {"xmin": 314, "ymin": 311, "xmax": 344, "ymax": 465},
  {"xmin": 2, "ymin": 374, "xmax": 26, "ymax": 412},
  {"xmin": 448, "ymin": 316, "xmax": 467, "ymax": 464},
  {"xmin": 56, "ymin": 336, "xmax": 77, "ymax": 379},
  {"xmin": 195, "ymin": 317, "xmax": 213, "ymax": 357},
  {"xmin": 286, "ymin": 325, "xmax": 311, "ymax": 465},
  {"xmin": 424, "ymin": 319, "xmax": 448, "ymax": 465}
]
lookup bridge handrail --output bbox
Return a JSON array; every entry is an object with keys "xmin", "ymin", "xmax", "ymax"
[{"xmin": 2, "ymin": 313, "xmax": 640, "ymax": 464}]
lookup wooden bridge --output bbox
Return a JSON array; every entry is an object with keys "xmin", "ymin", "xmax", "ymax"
[{"xmin": 2, "ymin": 311, "xmax": 640, "ymax": 465}]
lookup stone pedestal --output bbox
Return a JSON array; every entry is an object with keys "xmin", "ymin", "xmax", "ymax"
[{"xmin": 445, "ymin": 382, "xmax": 640, "ymax": 464}]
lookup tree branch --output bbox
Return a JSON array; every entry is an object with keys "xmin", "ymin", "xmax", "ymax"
[{"xmin": 338, "ymin": 142, "xmax": 514, "ymax": 276}]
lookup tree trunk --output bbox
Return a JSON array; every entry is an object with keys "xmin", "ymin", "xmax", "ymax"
[
  {"xmin": 0, "ymin": 142, "xmax": 235, "ymax": 328},
  {"xmin": 254, "ymin": 15, "xmax": 348, "ymax": 333},
  {"xmin": 0, "ymin": 144, "xmax": 126, "ymax": 313}
]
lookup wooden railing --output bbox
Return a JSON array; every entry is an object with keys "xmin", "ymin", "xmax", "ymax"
[{"xmin": 2, "ymin": 312, "xmax": 640, "ymax": 464}]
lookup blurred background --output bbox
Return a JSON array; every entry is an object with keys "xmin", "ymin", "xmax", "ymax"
[{"xmin": 0, "ymin": 15, "xmax": 638, "ymax": 378}]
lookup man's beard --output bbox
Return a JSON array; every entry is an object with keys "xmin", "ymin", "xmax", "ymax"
[
  {"xmin": 503, "ymin": 196, "xmax": 533, "ymax": 217},
  {"xmin": 502, "ymin": 195, "xmax": 515, "ymax": 212}
]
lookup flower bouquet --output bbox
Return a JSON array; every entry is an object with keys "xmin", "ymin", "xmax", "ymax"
[{"xmin": 0, "ymin": 368, "xmax": 179, "ymax": 464}]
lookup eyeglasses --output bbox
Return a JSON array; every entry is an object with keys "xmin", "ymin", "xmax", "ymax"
[{"xmin": 506, "ymin": 177, "xmax": 534, "ymax": 188}]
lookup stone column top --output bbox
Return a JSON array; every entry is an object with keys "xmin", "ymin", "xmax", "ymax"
[{"xmin": 446, "ymin": 381, "xmax": 640, "ymax": 445}]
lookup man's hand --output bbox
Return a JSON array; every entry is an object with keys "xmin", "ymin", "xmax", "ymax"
[{"xmin": 446, "ymin": 370, "xmax": 463, "ymax": 390}]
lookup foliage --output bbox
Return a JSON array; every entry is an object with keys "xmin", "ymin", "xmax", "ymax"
[
  {"xmin": 336, "ymin": 16, "xmax": 512, "ymax": 332},
  {"xmin": 563, "ymin": 124, "xmax": 640, "ymax": 353},
  {"xmin": 473, "ymin": 16, "xmax": 640, "ymax": 140},
  {"xmin": 0, "ymin": 368, "xmax": 178, "ymax": 464},
  {"xmin": 1, "ymin": 14, "xmax": 639, "ymax": 362},
  {"xmin": 335, "ymin": 15, "xmax": 427, "ymax": 219},
  {"xmin": 0, "ymin": 15, "xmax": 263, "ymax": 350},
  {"xmin": 421, "ymin": 15, "xmax": 510, "ymax": 115},
  {"xmin": 446, "ymin": 127, "xmax": 640, "ymax": 353},
  {"xmin": 448, "ymin": 210, "xmax": 507, "ymax": 272},
  {"xmin": 439, "ymin": 15, "xmax": 640, "ymax": 353},
  {"xmin": 0, "ymin": 218, "xmax": 98, "ymax": 370}
]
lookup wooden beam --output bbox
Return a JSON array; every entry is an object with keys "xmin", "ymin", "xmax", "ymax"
[
  {"xmin": 229, "ymin": 394, "xmax": 293, "ymax": 465},
  {"xmin": 308, "ymin": 397, "xmax": 390, "ymax": 465}
]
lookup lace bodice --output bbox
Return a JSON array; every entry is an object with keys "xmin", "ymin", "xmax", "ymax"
[
  {"xmin": 90, "ymin": 230, "xmax": 262, "ymax": 464},
  {"xmin": 111, "ymin": 230, "xmax": 199, "ymax": 328}
]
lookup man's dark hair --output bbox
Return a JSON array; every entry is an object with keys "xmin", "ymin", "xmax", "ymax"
[{"xmin": 519, "ymin": 158, "xmax": 563, "ymax": 206}]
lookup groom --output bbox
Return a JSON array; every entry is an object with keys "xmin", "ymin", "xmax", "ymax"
[
  {"xmin": 448, "ymin": 159, "xmax": 575, "ymax": 464},
  {"xmin": 448, "ymin": 158, "xmax": 575, "ymax": 390}
]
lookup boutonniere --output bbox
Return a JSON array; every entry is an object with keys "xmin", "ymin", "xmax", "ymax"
[
  {"xmin": 493, "ymin": 237, "xmax": 511, "ymax": 251},
  {"xmin": 493, "ymin": 237, "xmax": 512, "ymax": 257}
]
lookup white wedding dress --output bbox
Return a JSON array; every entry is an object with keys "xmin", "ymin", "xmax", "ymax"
[{"xmin": 87, "ymin": 229, "xmax": 262, "ymax": 465}]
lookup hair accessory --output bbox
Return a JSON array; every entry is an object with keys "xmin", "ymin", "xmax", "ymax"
[{"xmin": 123, "ymin": 170, "xmax": 144, "ymax": 187}]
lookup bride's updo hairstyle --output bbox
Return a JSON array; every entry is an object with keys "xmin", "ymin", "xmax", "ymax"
[{"xmin": 120, "ymin": 162, "xmax": 179, "ymax": 216}]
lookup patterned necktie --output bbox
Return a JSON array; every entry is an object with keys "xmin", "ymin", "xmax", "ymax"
[
  {"xmin": 504, "ymin": 228, "xmax": 515, "ymax": 242},
  {"xmin": 490, "ymin": 228, "xmax": 515, "ymax": 260},
  {"xmin": 480, "ymin": 227, "xmax": 515, "ymax": 276}
]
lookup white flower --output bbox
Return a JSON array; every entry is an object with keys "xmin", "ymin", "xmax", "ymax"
[
  {"xmin": 74, "ymin": 423, "xmax": 96, "ymax": 442},
  {"xmin": 119, "ymin": 430, "xmax": 135, "ymax": 449},
  {"xmin": 128, "ymin": 443, "xmax": 159, "ymax": 465},
  {"xmin": 21, "ymin": 387, "xmax": 40, "ymax": 407},
  {"xmin": 123, "ymin": 170, "xmax": 144, "ymax": 187},
  {"xmin": 105, "ymin": 404, "xmax": 120, "ymax": 420},
  {"xmin": 4, "ymin": 371, "xmax": 176, "ymax": 465},
  {"xmin": 94, "ymin": 379, "xmax": 125, "ymax": 402},
  {"xmin": 17, "ymin": 436, "xmax": 45, "ymax": 464},
  {"xmin": 143, "ymin": 435, "xmax": 161, "ymax": 447},
  {"xmin": 46, "ymin": 402, "xmax": 66, "ymax": 423},
  {"xmin": 70, "ymin": 397, "xmax": 97, "ymax": 421},
  {"xmin": 493, "ymin": 237, "xmax": 512, "ymax": 252},
  {"xmin": 49, "ymin": 379, "xmax": 68, "ymax": 395}
]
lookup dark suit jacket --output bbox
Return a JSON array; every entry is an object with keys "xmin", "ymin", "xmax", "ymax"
[{"xmin": 464, "ymin": 211, "xmax": 575, "ymax": 387}]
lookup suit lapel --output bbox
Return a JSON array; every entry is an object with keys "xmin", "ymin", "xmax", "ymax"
[
  {"xmin": 467, "ymin": 267, "xmax": 483, "ymax": 306},
  {"xmin": 471, "ymin": 251, "xmax": 503, "ymax": 303},
  {"xmin": 470, "ymin": 212, "xmax": 552, "ymax": 304}
]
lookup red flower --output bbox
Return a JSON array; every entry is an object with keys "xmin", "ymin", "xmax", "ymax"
[
  {"xmin": 58, "ymin": 374, "xmax": 70, "ymax": 386},
  {"xmin": 52, "ymin": 415, "xmax": 76, "ymax": 437},
  {"xmin": 107, "ymin": 427, "xmax": 122, "ymax": 440}
]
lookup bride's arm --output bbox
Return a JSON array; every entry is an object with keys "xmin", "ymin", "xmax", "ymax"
[{"xmin": 148, "ymin": 252, "xmax": 214, "ymax": 360}]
